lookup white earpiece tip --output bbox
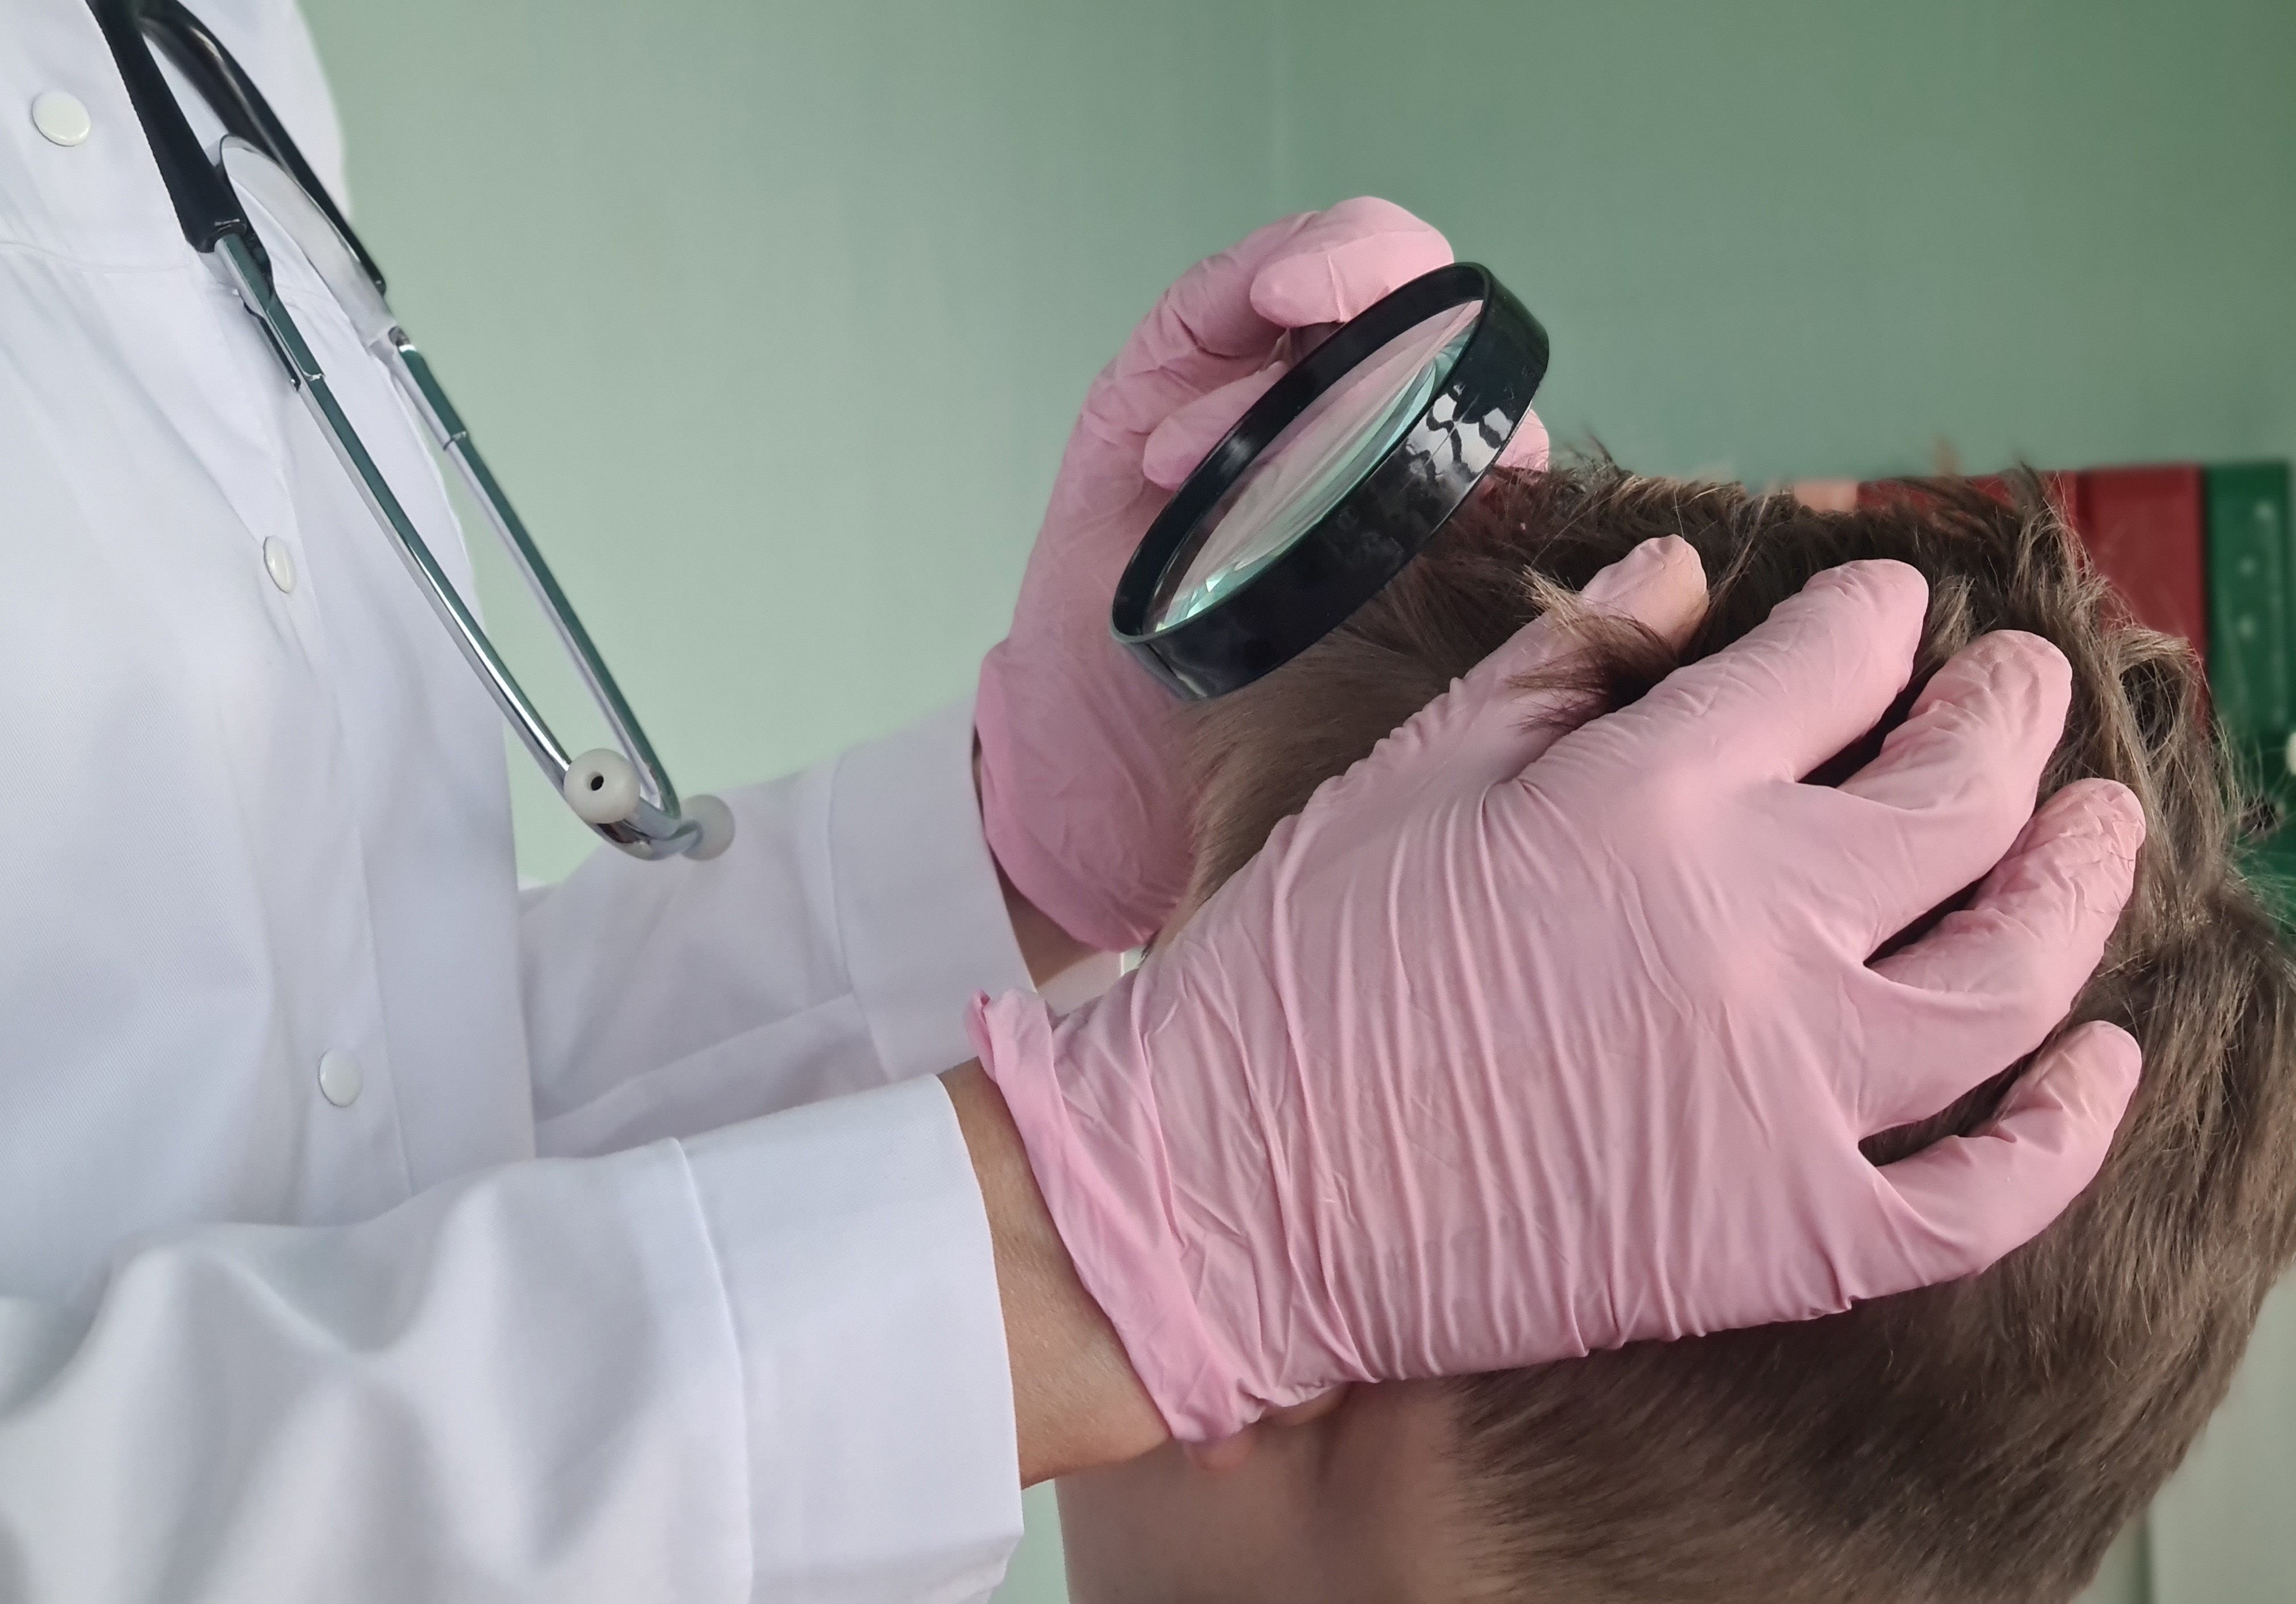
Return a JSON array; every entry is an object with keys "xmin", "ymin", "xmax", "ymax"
[
  {"xmin": 683, "ymin": 793, "xmax": 735, "ymax": 861},
  {"xmin": 564, "ymin": 748, "xmax": 642, "ymax": 825}
]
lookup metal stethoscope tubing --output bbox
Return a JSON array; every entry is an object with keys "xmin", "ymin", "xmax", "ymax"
[{"xmin": 96, "ymin": 0, "xmax": 732, "ymax": 862}]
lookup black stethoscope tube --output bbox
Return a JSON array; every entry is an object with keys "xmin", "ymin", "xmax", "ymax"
[{"xmin": 91, "ymin": 0, "xmax": 382, "ymax": 295}]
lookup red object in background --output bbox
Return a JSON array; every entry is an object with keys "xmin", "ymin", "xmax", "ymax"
[
  {"xmin": 1854, "ymin": 467, "xmax": 2206, "ymax": 653},
  {"xmin": 2072, "ymin": 465, "xmax": 2208, "ymax": 654},
  {"xmin": 1854, "ymin": 472, "xmax": 2084, "ymax": 521}
]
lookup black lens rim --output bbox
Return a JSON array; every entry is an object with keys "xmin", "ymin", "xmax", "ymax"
[{"xmin": 1111, "ymin": 262, "xmax": 1547, "ymax": 701}]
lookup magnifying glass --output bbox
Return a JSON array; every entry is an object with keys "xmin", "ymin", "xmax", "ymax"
[{"xmin": 1112, "ymin": 263, "xmax": 1548, "ymax": 700}]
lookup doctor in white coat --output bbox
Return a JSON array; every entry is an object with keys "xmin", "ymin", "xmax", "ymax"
[{"xmin": 0, "ymin": 2, "xmax": 2154, "ymax": 1599}]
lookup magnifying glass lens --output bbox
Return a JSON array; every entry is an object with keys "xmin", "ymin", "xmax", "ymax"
[{"xmin": 1148, "ymin": 300, "xmax": 1482, "ymax": 633}]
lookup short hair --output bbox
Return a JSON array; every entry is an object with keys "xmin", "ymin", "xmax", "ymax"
[{"xmin": 1179, "ymin": 462, "xmax": 2296, "ymax": 1603}]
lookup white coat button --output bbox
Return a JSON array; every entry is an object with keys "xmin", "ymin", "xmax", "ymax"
[
  {"xmin": 317, "ymin": 1050, "xmax": 364, "ymax": 1107},
  {"xmin": 31, "ymin": 91, "xmax": 92, "ymax": 148},
  {"xmin": 263, "ymin": 537, "xmax": 298, "ymax": 594}
]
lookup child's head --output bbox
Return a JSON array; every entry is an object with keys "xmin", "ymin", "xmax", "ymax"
[{"xmin": 1056, "ymin": 463, "xmax": 2296, "ymax": 1604}]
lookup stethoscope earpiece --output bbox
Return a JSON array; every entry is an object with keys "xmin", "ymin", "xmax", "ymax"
[
  {"xmin": 563, "ymin": 751, "xmax": 732, "ymax": 860},
  {"xmin": 563, "ymin": 749, "xmax": 643, "ymax": 825}
]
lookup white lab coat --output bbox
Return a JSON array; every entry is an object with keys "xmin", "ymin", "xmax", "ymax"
[{"xmin": 0, "ymin": 1, "xmax": 1030, "ymax": 1597}]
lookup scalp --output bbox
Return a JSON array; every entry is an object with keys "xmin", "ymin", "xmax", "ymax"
[{"xmin": 1180, "ymin": 461, "xmax": 2296, "ymax": 1604}]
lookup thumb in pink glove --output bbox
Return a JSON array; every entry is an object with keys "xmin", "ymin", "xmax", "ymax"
[
  {"xmin": 978, "ymin": 199, "xmax": 1520, "ymax": 953},
  {"xmin": 970, "ymin": 538, "xmax": 2143, "ymax": 1441}
]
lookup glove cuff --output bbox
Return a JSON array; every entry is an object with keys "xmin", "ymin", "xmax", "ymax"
[{"xmin": 966, "ymin": 987, "xmax": 1256, "ymax": 1441}]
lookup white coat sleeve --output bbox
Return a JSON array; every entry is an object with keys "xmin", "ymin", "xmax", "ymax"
[
  {"xmin": 521, "ymin": 699, "xmax": 1035, "ymax": 1155},
  {"xmin": 0, "ymin": 1075, "xmax": 1021, "ymax": 1603}
]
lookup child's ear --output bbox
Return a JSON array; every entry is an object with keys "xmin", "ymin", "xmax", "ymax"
[
  {"xmin": 1266, "ymin": 1385, "xmax": 1354, "ymax": 1429},
  {"xmin": 1180, "ymin": 1428, "xmax": 1260, "ymax": 1475},
  {"xmin": 1179, "ymin": 1386, "xmax": 1355, "ymax": 1475}
]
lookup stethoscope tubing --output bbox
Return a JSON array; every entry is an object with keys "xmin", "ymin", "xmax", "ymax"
[{"xmin": 93, "ymin": 0, "xmax": 729, "ymax": 861}]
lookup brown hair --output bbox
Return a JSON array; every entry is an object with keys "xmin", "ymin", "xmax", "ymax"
[{"xmin": 1180, "ymin": 462, "xmax": 2296, "ymax": 1603}]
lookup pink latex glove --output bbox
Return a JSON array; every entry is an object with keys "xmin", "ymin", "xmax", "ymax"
[
  {"xmin": 977, "ymin": 198, "xmax": 1549, "ymax": 953},
  {"xmin": 971, "ymin": 540, "xmax": 2145, "ymax": 1441}
]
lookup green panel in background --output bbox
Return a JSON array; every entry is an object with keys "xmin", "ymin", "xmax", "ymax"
[
  {"xmin": 2209, "ymin": 463, "xmax": 2295, "ymax": 750},
  {"xmin": 1276, "ymin": 0, "xmax": 2296, "ymax": 493},
  {"xmin": 2210, "ymin": 465, "xmax": 2296, "ymax": 928}
]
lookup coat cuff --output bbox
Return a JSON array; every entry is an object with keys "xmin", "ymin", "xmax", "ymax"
[
  {"xmin": 830, "ymin": 700, "xmax": 1031, "ymax": 1082},
  {"xmin": 682, "ymin": 1075, "xmax": 1020, "ymax": 1601}
]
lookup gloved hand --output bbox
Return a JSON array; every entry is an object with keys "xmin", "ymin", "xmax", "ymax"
[
  {"xmin": 970, "ymin": 540, "xmax": 2145, "ymax": 1442},
  {"xmin": 976, "ymin": 198, "xmax": 1547, "ymax": 954}
]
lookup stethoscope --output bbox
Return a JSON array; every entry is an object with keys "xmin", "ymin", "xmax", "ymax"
[
  {"xmin": 95, "ymin": 0, "xmax": 732, "ymax": 861},
  {"xmin": 98, "ymin": 0, "xmax": 1555, "ymax": 868}
]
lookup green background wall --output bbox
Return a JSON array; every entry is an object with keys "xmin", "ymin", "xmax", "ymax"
[{"xmin": 298, "ymin": 3, "xmax": 2295, "ymax": 1599}]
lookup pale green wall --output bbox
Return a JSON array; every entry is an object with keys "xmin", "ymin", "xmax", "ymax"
[
  {"xmin": 299, "ymin": 3, "xmax": 2294, "ymax": 1600},
  {"xmin": 1280, "ymin": 1, "xmax": 2296, "ymax": 492},
  {"xmin": 302, "ymin": 0, "xmax": 1298, "ymax": 880},
  {"xmin": 304, "ymin": 0, "xmax": 2296, "ymax": 884}
]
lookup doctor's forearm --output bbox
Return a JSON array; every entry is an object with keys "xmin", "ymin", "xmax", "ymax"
[{"xmin": 942, "ymin": 1062, "xmax": 1168, "ymax": 1483}]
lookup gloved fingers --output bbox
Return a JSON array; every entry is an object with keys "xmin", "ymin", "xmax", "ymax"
[
  {"xmin": 1827, "ymin": 631, "xmax": 2076, "ymax": 944},
  {"xmin": 1092, "ymin": 200, "xmax": 1448, "ymax": 449},
  {"xmin": 1846, "ymin": 779, "xmax": 2144, "ymax": 1132},
  {"xmin": 1248, "ymin": 197, "xmax": 1454, "ymax": 328},
  {"xmin": 1084, "ymin": 210, "xmax": 1325, "ymax": 445},
  {"xmin": 1370, "ymin": 535, "xmax": 1706, "ymax": 788},
  {"xmin": 1143, "ymin": 363, "xmax": 1289, "ymax": 490},
  {"xmin": 1494, "ymin": 407, "xmax": 1551, "ymax": 472},
  {"xmin": 1860, "ymin": 1019, "xmax": 2141, "ymax": 1294},
  {"xmin": 1269, "ymin": 321, "xmax": 1342, "ymax": 363},
  {"xmin": 1620, "ymin": 560, "xmax": 1927, "ymax": 785},
  {"xmin": 1524, "ymin": 531, "xmax": 1708, "ymax": 664}
]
